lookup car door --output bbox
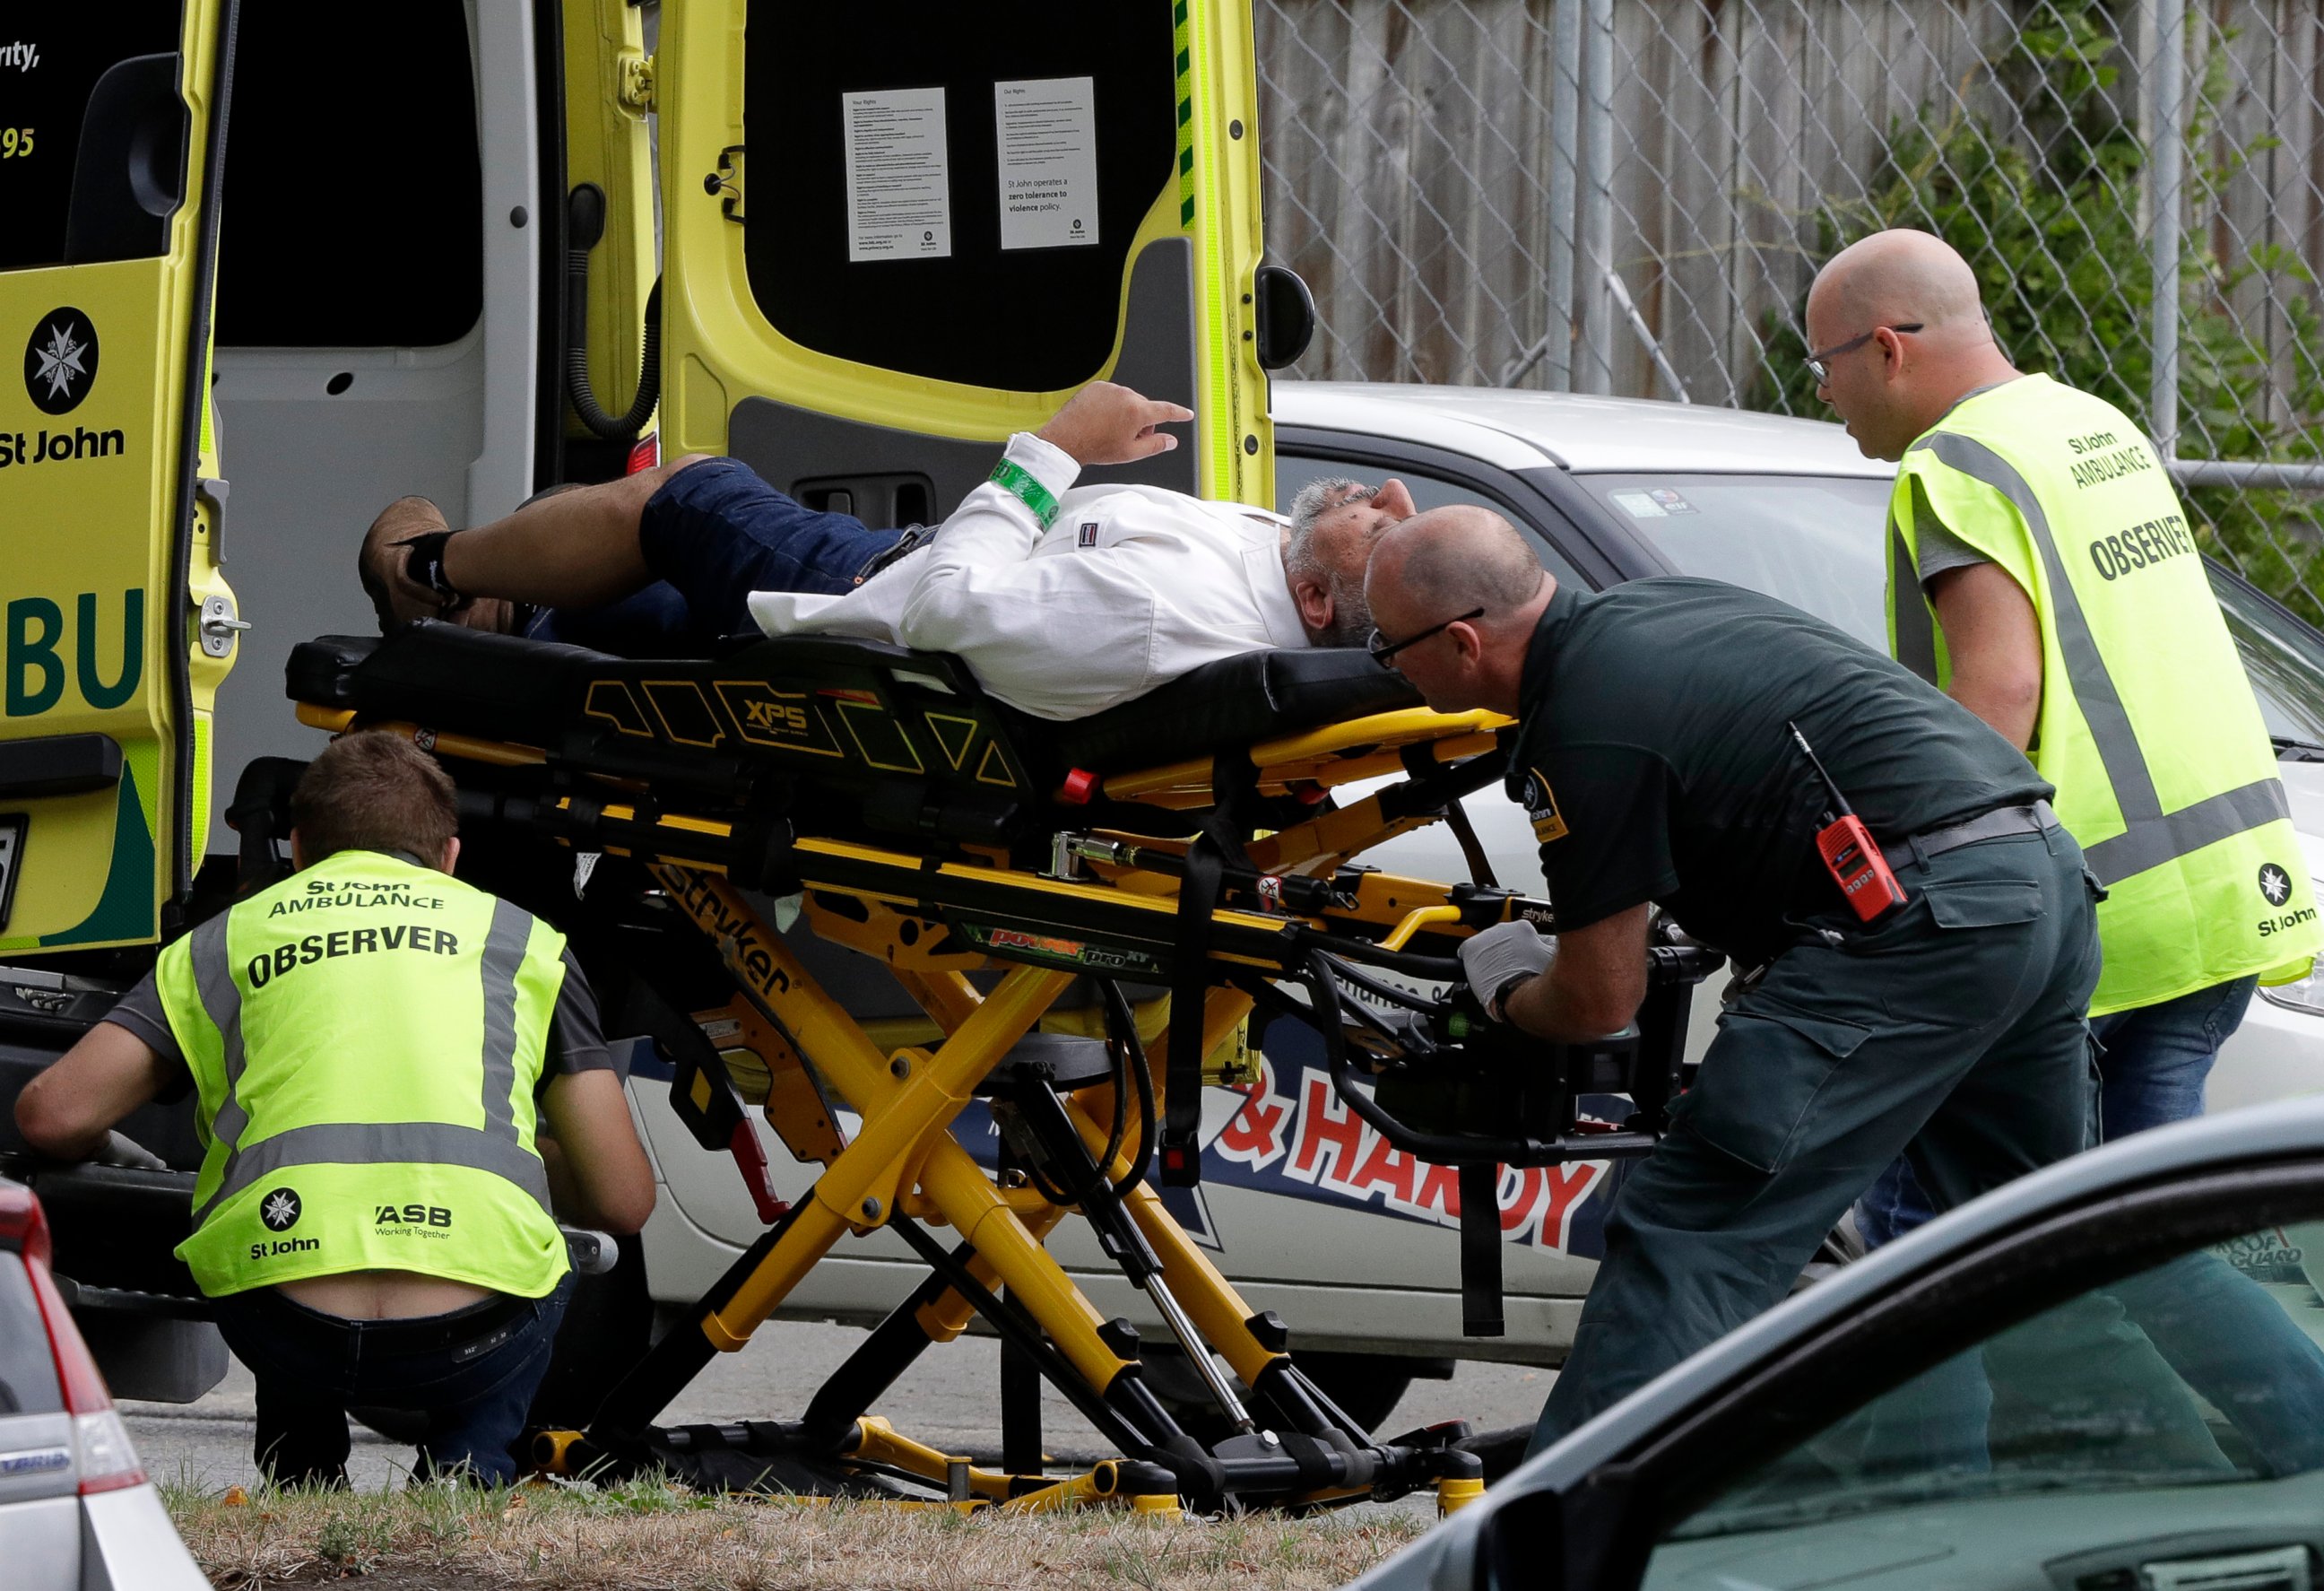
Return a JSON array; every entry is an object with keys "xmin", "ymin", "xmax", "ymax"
[
  {"xmin": 653, "ymin": 0, "xmax": 1275, "ymax": 517},
  {"xmin": 1426, "ymin": 1151, "xmax": 2324, "ymax": 1591},
  {"xmin": 0, "ymin": 1, "xmax": 235, "ymax": 954},
  {"xmin": 1217, "ymin": 436, "xmax": 1650, "ymax": 1341}
]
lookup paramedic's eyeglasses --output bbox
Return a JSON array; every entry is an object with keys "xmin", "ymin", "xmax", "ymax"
[
  {"xmin": 1367, "ymin": 608, "xmax": 1485, "ymax": 665},
  {"xmin": 1806, "ymin": 323, "xmax": 1923, "ymax": 385}
]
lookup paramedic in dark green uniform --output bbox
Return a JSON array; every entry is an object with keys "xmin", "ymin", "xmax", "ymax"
[{"xmin": 1363, "ymin": 505, "xmax": 2103, "ymax": 1450}]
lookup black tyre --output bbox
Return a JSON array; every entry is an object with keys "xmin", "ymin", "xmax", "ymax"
[{"xmin": 1140, "ymin": 1346, "xmax": 1424, "ymax": 1444}]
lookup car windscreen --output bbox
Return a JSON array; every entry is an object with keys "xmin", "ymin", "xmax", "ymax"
[
  {"xmin": 0, "ymin": 1252, "xmax": 64, "ymax": 1415},
  {"xmin": 1646, "ymin": 1218, "xmax": 2324, "ymax": 1577},
  {"xmin": 2213, "ymin": 575, "xmax": 2324, "ymax": 749},
  {"xmin": 1572, "ymin": 470, "xmax": 2324, "ymax": 752}
]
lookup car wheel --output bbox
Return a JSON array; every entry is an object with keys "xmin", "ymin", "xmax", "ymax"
[
  {"xmin": 527, "ymin": 1231, "xmax": 655, "ymax": 1431},
  {"xmin": 1295, "ymin": 1351, "xmax": 1434, "ymax": 1435},
  {"xmin": 1140, "ymin": 1346, "xmax": 1427, "ymax": 1444}
]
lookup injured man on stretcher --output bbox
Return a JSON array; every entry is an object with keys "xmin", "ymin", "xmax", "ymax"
[{"xmin": 359, "ymin": 383, "xmax": 1409, "ymax": 721}]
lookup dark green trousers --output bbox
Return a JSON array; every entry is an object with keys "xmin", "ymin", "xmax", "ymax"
[{"xmin": 1533, "ymin": 826, "xmax": 2102, "ymax": 1450}]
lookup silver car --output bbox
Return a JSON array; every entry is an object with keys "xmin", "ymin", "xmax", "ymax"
[
  {"xmin": 1350, "ymin": 1094, "xmax": 2324, "ymax": 1591},
  {"xmin": 0, "ymin": 1178, "xmax": 207, "ymax": 1590}
]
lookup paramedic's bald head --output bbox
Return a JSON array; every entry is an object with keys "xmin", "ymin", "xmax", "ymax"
[
  {"xmin": 1804, "ymin": 229, "xmax": 2020, "ymax": 462},
  {"xmin": 1364, "ymin": 506, "xmax": 1551, "ymax": 716}
]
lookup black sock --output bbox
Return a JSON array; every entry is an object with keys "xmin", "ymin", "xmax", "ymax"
[{"xmin": 395, "ymin": 529, "xmax": 461, "ymax": 602}]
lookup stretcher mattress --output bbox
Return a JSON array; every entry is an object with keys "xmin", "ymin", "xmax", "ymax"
[{"xmin": 286, "ymin": 623, "xmax": 1421, "ymax": 795}]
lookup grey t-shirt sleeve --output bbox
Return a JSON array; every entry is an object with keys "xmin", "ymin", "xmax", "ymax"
[
  {"xmin": 541, "ymin": 946, "xmax": 623, "ymax": 1091},
  {"xmin": 98, "ymin": 972, "xmax": 194, "ymax": 1103},
  {"xmin": 1914, "ymin": 509, "xmax": 1993, "ymax": 586}
]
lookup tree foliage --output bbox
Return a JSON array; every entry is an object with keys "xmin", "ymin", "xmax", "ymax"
[{"xmin": 1748, "ymin": 2, "xmax": 2324, "ymax": 622}]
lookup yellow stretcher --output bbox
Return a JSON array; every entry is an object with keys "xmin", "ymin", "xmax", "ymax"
[{"xmin": 252, "ymin": 621, "xmax": 1721, "ymax": 1515}]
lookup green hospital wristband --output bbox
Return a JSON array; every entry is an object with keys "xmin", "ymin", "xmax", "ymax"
[{"xmin": 988, "ymin": 459, "xmax": 1062, "ymax": 531}]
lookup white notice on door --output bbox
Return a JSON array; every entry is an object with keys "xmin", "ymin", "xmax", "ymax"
[
  {"xmin": 843, "ymin": 87, "xmax": 951, "ymax": 262},
  {"xmin": 995, "ymin": 76, "xmax": 1098, "ymax": 251}
]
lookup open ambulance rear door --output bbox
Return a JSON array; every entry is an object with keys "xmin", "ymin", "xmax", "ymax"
[
  {"xmin": 631, "ymin": 0, "xmax": 1314, "ymax": 1283},
  {"xmin": 653, "ymin": 0, "xmax": 1296, "ymax": 517},
  {"xmin": 0, "ymin": 1, "xmax": 235, "ymax": 954}
]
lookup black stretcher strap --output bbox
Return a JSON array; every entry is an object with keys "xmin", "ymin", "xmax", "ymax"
[
  {"xmin": 1460, "ymin": 1163, "xmax": 1505, "ymax": 1338},
  {"xmin": 1162, "ymin": 835, "xmax": 1224, "ymax": 1187},
  {"xmin": 1160, "ymin": 752, "xmax": 1266, "ymax": 1187}
]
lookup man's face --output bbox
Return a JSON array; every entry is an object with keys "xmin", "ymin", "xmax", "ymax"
[
  {"xmin": 358, "ymin": 512, "xmax": 518, "ymax": 636},
  {"xmin": 1307, "ymin": 478, "xmax": 1418, "ymax": 551},
  {"xmin": 1363, "ymin": 574, "xmax": 1487, "ymax": 712},
  {"xmin": 1805, "ymin": 291, "xmax": 1912, "ymax": 462},
  {"xmin": 1296, "ymin": 479, "xmax": 1418, "ymax": 644}
]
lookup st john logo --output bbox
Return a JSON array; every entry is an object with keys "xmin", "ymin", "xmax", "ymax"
[
  {"xmin": 259, "ymin": 1187, "xmax": 303, "ymax": 1232},
  {"xmin": 2261, "ymin": 863, "xmax": 2294, "ymax": 908},
  {"xmin": 23, "ymin": 308, "xmax": 99, "ymax": 416}
]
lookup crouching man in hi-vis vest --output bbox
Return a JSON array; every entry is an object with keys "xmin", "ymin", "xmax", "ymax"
[
  {"xmin": 15, "ymin": 733, "xmax": 655, "ymax": 1485},
  {"xmin": 1806, "ymin": 230, "xmax": 2324, "ymax": 1244}
]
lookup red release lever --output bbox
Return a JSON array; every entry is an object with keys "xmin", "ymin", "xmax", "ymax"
[{"xmin": 727, "ymin": 1118, "xmax": 790, "ymax": 1225}]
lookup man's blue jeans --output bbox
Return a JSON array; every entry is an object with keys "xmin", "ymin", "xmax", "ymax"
[
  {"xmin": 528, "ymin": 458, "xmax": 902, "ymax": 656},
  {"xmin": 212, "ymin": 1276, "xmax": 576, "ymax": 1487},
  {"xmin": 1858, "ymin": 975, "xmax": 2258, "ymax": 1247}
]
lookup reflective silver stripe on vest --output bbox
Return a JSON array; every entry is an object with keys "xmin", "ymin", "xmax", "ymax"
[
  {"xmin": 191, "ymin": 894, "xmax": 544, "ymax": 1227},
  {"xmin": 197, "ymin": 1121, "xmax": 553, "ymax": 1219},
  {"xmin": 188, "ymin": 918, "xmax": 248, "ymax": 1221},
  {"xmin": 2081, "ymin": 775, "xmax": 2292, "ymax": 882},
  {"xmin": 1888, "ymin": 510, "xmax": 1939, "ymax": 682},
  {"xmin": 478, "ymin": 899, "xmax": 531, "ymax": 1140},
  {"xmin": 1911, "ymin": 430, "xmax": 2286, "ymax": 884}
]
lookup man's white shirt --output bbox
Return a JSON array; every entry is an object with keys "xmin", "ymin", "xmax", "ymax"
[{"xmin": 747, "ymin": 433, "xmax": 1309, "ymax": 720}]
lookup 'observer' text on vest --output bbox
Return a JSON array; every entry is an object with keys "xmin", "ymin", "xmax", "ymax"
[{"xmin": 246, "ymin": 925, "xmax": 462, "ymax": 987}]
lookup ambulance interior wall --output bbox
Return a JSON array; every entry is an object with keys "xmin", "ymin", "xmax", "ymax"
[{"xmin": 205, "ymin": 0, "xmax": 532, "ymax": 850}]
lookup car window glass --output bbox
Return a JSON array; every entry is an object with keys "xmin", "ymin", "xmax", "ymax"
[
  {"xmin": 1576, "ymin": 473, "xmax": 1895, "ymax": 646},
  {"xmin": 2210, "ymin": 571, "xmax": 2324, "ymax": 748},
  {"xmin": 1275, "ymin": 450, "xmax": 1588, "ymax": 591},
  {"xmin": 212, "ymin": 0, "xmax": 481, "ymax": 346},
  {"xmin": 0, "ymin": 3, "xmax": 187, "ymax": 271},
  {"xmin": 1644, "ymin": 1221, "xmax": 2324, "ymax": 1585},
  {"xmin": 0, "ymin": 1252, "xmax": 64, "ymax": 1415},
  {"xmin": 1578, "ymin": 472, "xmax": 2324, "ymax": 752}
]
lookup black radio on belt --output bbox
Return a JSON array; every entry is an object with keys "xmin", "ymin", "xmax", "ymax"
[{"xmin": 1788, "ymin": 722, "xmax": 1908, "ymax": 925}]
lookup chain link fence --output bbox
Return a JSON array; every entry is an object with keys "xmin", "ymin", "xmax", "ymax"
[{"xmin": 1255, "ymin": 0, "xmax": 2324, "ymax": 618}]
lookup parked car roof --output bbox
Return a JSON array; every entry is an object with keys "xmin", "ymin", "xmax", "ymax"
[{"xmin": 1275, "ymin": 381, "xmax": 1895, "ymax": 478}]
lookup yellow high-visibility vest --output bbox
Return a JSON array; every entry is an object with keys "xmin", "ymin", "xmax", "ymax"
[
  {"xmin": 155, "ymin": 850, "xmax": 571, "ymax": 1298},
  {"xmin": 1886, "ymin": 374, "xmax": 2320, "ymax": 1014}
]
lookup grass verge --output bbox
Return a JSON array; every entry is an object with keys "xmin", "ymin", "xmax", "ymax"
[{"xmin": 163, "ymin": 1474, "xmax": 1434, "ymax": 1590}]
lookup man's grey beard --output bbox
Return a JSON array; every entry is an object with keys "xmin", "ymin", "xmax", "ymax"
[{"xmin": 1313, "ymin": 573, "xmax": 1373, "ymax": 648}]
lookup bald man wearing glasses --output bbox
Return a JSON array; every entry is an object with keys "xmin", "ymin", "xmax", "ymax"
[{"xmin": 1808, "ymin": 229, "xmax": 2320, "ymax": 1249}]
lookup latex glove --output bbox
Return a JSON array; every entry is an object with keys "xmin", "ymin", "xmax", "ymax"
[{"xmin": 1459, "ymin": 921, "xmax": 1557, "ymax": 1022}]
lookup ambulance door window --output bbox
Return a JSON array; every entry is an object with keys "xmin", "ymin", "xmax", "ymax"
[
  {"xmin": 0, "ymin": 3, "xmax": 189, "ymax": 272},
  {"xmin": 739, "ymin": 4, "xmax": 1175, "ymax": 391},
  {"xmin": 212, "ymin": 0, "xmax": 481, "ymax": 345}
]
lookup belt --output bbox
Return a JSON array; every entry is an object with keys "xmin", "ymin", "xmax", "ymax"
[{"xmin": 1882, "ymin": 798, "xmax": 2060, "ymax": 875}]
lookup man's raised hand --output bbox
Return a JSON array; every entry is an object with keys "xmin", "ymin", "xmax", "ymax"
[{"xmin": 1037, "ymin": 381, "xmax": 1195, "ymax": 465}]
